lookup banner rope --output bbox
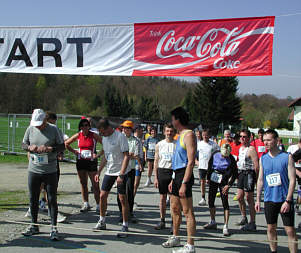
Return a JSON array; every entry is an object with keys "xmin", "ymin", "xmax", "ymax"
[{"xmin": 1, "ymin": 219, "xmax": 299, "ymax": 245}]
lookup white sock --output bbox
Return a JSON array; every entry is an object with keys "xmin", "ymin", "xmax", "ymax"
[
  {"xmin": 223, "ymin": 224, "xmax": 228, "ymax": 229},
  {"xmin": 185, "ymin": 244, "xmax": 194, "ymax": 250},
  {"xmin": 100, "ymin": 216, "xmax": 105, "ymax": 223},
  {"xmin": 123, "ymin": 221, "xmax": 128, "ymax": 227}
]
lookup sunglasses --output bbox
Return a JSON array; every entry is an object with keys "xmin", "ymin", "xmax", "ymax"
[{"xmin": 240, "ymin": 135, "xmax": 248, "ymax": 138}]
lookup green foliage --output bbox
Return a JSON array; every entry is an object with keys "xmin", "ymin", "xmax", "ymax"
[{"xmin": 190, "ymin": 77, "xmax": 241, "ymax": 134}]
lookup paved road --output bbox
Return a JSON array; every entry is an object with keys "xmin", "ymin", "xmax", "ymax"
[{"xmin": 0, "ymin": 163, "xmax": 300, "ymax": 252}]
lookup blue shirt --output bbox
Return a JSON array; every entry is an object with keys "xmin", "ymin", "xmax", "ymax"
[
  {"xmin": 144, "ymin": 136, "xmax": 159, "ymax": 160},
  {"xmin": 262, "ymin": 151, "xmax": 290, "ymax": 203},
  {"xmin": 212, "ymin": 152, "xmax": 231, "ymax": 172}
]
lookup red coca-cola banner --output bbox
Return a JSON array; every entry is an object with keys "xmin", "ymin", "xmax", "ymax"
[{"xmin": 133, "ymin": 16, "xmax": 274, "ymax": 76}]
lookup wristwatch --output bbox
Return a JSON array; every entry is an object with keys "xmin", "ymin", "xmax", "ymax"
[
  {"xmin": 119, "ymin": 174, "xmax": 125, "ymax": 179},
  {"xmin": 285, "ymin": 199, "xmax": 292, "ymax": 204},
  {"xmin": 182, "ymin": 180, "xmax": 188, "ymax": 184}
]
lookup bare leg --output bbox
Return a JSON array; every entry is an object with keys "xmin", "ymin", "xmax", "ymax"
[
  {"xmin": 245, "ymin": 191, "xmax": 256, "ymax": 223},
  {"xmin": 99, "ymin": 191, "xmax": 109, "ymax": 216},
  {"xmin": 119, "ymin": 194, "xmax": 129, "ymax": 223},
  {"xmin": 77, "ymin": 170, "xmax": 88, "ymax": 203},
  {"xmin": 180, "ymin": 197, "xmax": 196, "ymax": 245},
  {"xmin": 160, "ymin": 194, "xmax": 167, "ymax": 219},
  {"xmin": 284, "ymin": 226, "xmax": 298, "ymax": 253},
  {"xmin": 88, "ymin": 171, "xmax": 100, "ymax": 205},
  {"xmin": 170, "ymin": 195, "xmax": 182, "ymax": 236},
  {"xmin": 237, "ymin": 189, "xmax": 246, "ymax": 217},
  {"xmin": 267, "ymin": 224, "xmax": 277, "ymax": 252}
]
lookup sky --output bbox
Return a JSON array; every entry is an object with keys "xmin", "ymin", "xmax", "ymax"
[{"xmin": 0, "ymin": 0, "xmax": 300, "ymax": 98}]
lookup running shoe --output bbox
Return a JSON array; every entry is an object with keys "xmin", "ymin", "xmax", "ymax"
[
  {"xmin": 39, "ymin": 199, "xmax": 48, "ymax": 212},
  {"xmin": 235, "ymin": 216, "xmax": 248, "ymax": 226},
  {"xmin": 57, "ymin": 212, "xmax": 66, "ymax": 223},
  {"xmin": 162, "ymin": 235, "xmax": 181, "ymax": 248},
  {"xmin": 117, "ymin": 225, "xmax": 129, "ymax": 238},
  {"xmin": 50, "ymin": 228, "xmax": 60, "ymax": 241},
  {"xmin": 203, "ymin": 222, "xmax": 217, "ymax": 230},
  {"xmin": 24, "ymin": 207, "xmax": 31, "ymax": 218},
  {"xmin": 94, "ymin": 219, "xmax": 106, "ymax": 230},
  {"xmin": 80, "ymin": 203, "xmax": 91, "ymax": 212},
  {"xmin": 241, "ymin": 222, "xmax": 256, "ymax": 232},
  {"xmin": 233, "ymin": 194, "xmax": 238, "ymax": 201},
  {"xmin": 144, "ymin": 179, "xmax": 151, "ymax": 187},
  {"xmin": 198, "ymin": 198, "xmax": 206, "ymax": 206},
  {"xmin": 22, "ymin": 225, "xmax": 39, "ymax": 236},
  {"xmin": 216, "ymin": 192, "xmax": 221, "ymax": 197},
  {"xmin": 172, "ymin": 244, "xmax": 195, "ymax": 253},
  {"xmin": 154, "ymin": 221, "xmax": 166, "ymax": 230},
  {"xmin": 223, "ymin": 225, "xmax": 230, "ymax": 236}
]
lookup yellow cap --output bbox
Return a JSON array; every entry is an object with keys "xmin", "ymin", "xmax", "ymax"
[{"xmin": 121, "ymin": 120, "xmax": 134, "ymax": 128}]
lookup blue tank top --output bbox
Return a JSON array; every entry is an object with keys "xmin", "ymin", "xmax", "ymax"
[
  {"xmin": 262, "ymin": 151, "xmax": 289, "ymax": 203},
  {"xmin": 172, "ymin": 130, "xmax": 191, "ymax": 171}
]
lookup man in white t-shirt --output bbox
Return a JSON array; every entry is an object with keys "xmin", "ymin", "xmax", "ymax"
[
  {"xmin": 196, "ymin": 129, "xmax": 219, "ymax": 206},
  {"xmin": 94, "ymin": 119, "xmax": 130, "ymax": 238}
]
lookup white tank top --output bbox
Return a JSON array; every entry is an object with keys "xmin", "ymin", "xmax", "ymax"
[
  {"xmin": 158, "ymin": 139, "xmax": 176, "ymax": 169},
  {"xmin": 237, "ymin": 146, "xmax": 254, "ymax": 171}
]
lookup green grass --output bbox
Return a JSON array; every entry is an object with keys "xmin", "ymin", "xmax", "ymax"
[
  {"xmin": 0, "ymin": 190, "xmax": 29, "ymax": 212},
  {"xmin": 0, "ymin": 154, "xmax": 28, "ymax": 163}
]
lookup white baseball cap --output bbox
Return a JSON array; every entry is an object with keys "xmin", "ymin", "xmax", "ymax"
[{"xmin": 30, "ymin": 109, "xmax": 46, "ymax": 127}]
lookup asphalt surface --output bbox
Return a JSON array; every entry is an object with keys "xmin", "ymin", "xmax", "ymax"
[{"xmin": 0, "ymin": 163, "xmax": 300, "ymax": 253}]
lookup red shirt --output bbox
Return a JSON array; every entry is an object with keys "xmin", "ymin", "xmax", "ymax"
[
  {"xmin": 251, "ymin": 138, "xmax": 267, "ymax": 159},
  {"xmin": 230, "ymin": 142, "xmax": 241, "ymax": 161},
  {"xmin": 77, "ymin": 131, "xmax": 96, "ymax": 160}
]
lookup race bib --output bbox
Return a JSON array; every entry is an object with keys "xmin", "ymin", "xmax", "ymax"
[
  {"xmin": 258, "ymin": 146, "xmax": 266, "ymax": 152},
  {"xmin": 266, "ymin": 173, "xmax": 282, "ymax": 187},
  {"xmin": 210, "ymin": 172, "xmax": 222, "ymax": 183},
  {"xmin": 199, "ymin": 152, "xmax": 209, "ymax": 160},
  {"xmin": 105, "ymin": 153, "xmax": 113, "ymax": 162},
  {"xmin": 149, "ymin": 143, "xmax": 156, "ymax": 150},
  {"xmin": 162, "ymin": 153, "xmax": 173, "ymax": 162},
  {"xmin": 81, "ymin": 150, "xmax": 92, "ymax": 159},
  {"xmin": 32, "ymin": 154, "xmax": 48, "ymax": 165}
]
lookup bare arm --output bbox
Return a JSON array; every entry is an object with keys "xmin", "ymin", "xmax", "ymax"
[
  {"xmin": 153, "ymin": 144, "xmax": 160, "ymax": 188},
  {"xmin": 65, "ymin": 133, "xmax": 80, "ymax": 155},
  {"xmin": 256, "ymin": 159, "xmax": 264, "ymax": 203},
  {"xmin": 249, "ymin": 146, "xmax": 259, "ymax": 175}
]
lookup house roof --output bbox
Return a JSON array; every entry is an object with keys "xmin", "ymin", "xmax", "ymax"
[{"xmin": 288, "ymin": 97, "xmax": 301, "ymax": 107}]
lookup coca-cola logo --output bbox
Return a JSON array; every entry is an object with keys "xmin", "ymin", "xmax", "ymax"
[{"xmin": 134, "ymin": 17, "xmax": 274, "ymax": 74}]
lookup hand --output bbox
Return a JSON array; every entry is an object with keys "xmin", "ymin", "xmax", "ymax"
[
  {"xmin": 154, "ymin": 179, "xmax": 159, "ymax": 188},
  {"xmin": 57, "ymin": 153, "xmax": 64, "ymax": 161},
  {"xmin": 37, "ymin": 145, "xmax": 48, "ymax": 153},
  {"xmin": 117, "ymin": 176, "xmax": 123, "ymax": 185},
  {"xmin": 94, "ymin": 174, "xmax": 100, "ymax": 183},
  {"xmin": 179, "ymin": 184, "xmax": 186, "ymax": 198},
  {"xmin": 255, "ymin": 201, "xmax": 261, "ymax": 213},
  {"xmin": 92, "ymin": 153, "xmax": 98, "ymax": 159},
  {"xmin": 168, "ymin": 181, "xmax": 173, "ymax": 193},
  {"xmin": 280, "ymin": 201, "xmax": 290, "ymax": 213},
  {"xmin": 222, "ymin": 185, "xmax": 229, "ymax": 195},
  {"xmin": 28, "ymin": 145, "xmax": 38, "ymax": 152}
]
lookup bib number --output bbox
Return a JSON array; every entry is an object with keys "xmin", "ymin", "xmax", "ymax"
[
  {"xmin": 81, "ymin": 150, "xmax": 92, "ymax": 159},
  {"xmin": 266, "ymin": 173, "xmax": 281, "ymax": 187},
  {"xmin": 162, "ymin": 153, "xmax": 172, "ymax": 162},
  {"xmin": 32, "ymin": 154, "xmax": 48, "ymax": 165},
  {"xmin": 211, "ymin": 172, "xmax": 222, "ymax": 183},
  {"xmin": 258, "ymin": 146, "xmax": 265, "ymax": 152},
  {"xmin": 149, "ymin": 143, "xmax": 156, "ymax": 150}
]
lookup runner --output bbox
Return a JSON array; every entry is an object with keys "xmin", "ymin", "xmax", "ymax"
[
  {"xmin": 65, "ymin": 118, "xmax": 102, "ymax": 212},
  {"xmin": 162, "ymin": 107, "xmax": 196, "ymax": 253},
  {"xmin": 117, "ymin": 120, "xmax": 142, "ymax": 223},
  {"xmin": 251, "ymin": 128, "xmax": 267, "ymax": 159},
  {"xmin": 94, "ymin": 119, "xmax": 130, "ymax": 238},
  {"xmin": 144, "ymin": 127, "xmax": 159, "ymax": 187},
  {"xmin": 287, "ymin": 139, "xmax": 301, "ymax": 219},
  {"xmin": 195, "ymin": 129, "xmax": 219, "ymax": 206},
  {"xmin": 133, "ymin": 125, "xmax": 145, "ymax": 210},
  {"xmin": 218, "ymin": 129, "xmax": 232, "ymax": 147},
  {"xmin": 203, "ymin": 143, "xmax": 238, "ymax": 236},
  {"xmin": 255, "ymin": 129, "xmax": 298, "ymax": 253},
  {"xmin": 21, "ymin": 109, "xmax": 65, "ymax": 240},
  {"xmin": 236, "ymin": 129, "xmax": 259, "ymax": 231},
  {"xmin": 154, "ymin": 123, "xmax": 176, "ymax": 230}
]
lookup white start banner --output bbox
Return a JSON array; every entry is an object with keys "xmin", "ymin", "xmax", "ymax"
[{"xmin": 0, "ymin": 16, "xmax": 274, "ymax": 76}]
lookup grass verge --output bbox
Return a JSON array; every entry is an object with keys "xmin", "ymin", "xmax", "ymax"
[
  {"xmin": 0, "ymin": 191, "xmax": 28, "ymax": 213},
  {"xmin": 0, "ymin": 154, "xmax": 28, "ymax": 163}
]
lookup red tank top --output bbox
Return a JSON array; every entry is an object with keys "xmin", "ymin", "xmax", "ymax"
[
  {"xmin": 230, "ymin": 142, "xmax": 241, "ymax": 161},
  {"xmin": 77, "ymin": 131, "xmax": 96, "ymax": 160},
  {"xmin": 251, "ymin": 138, "xmax": 267, "ymax": 158}
]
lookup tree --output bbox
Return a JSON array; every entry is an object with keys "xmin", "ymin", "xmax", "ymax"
[{"xmin": 192, "ymin": 77, "xmax": 241, "ymax": 135}]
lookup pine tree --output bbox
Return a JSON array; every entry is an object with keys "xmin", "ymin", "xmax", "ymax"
[{"xmin": 192, "ymin": 77, "xmax": 241, "ymax": 135}]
